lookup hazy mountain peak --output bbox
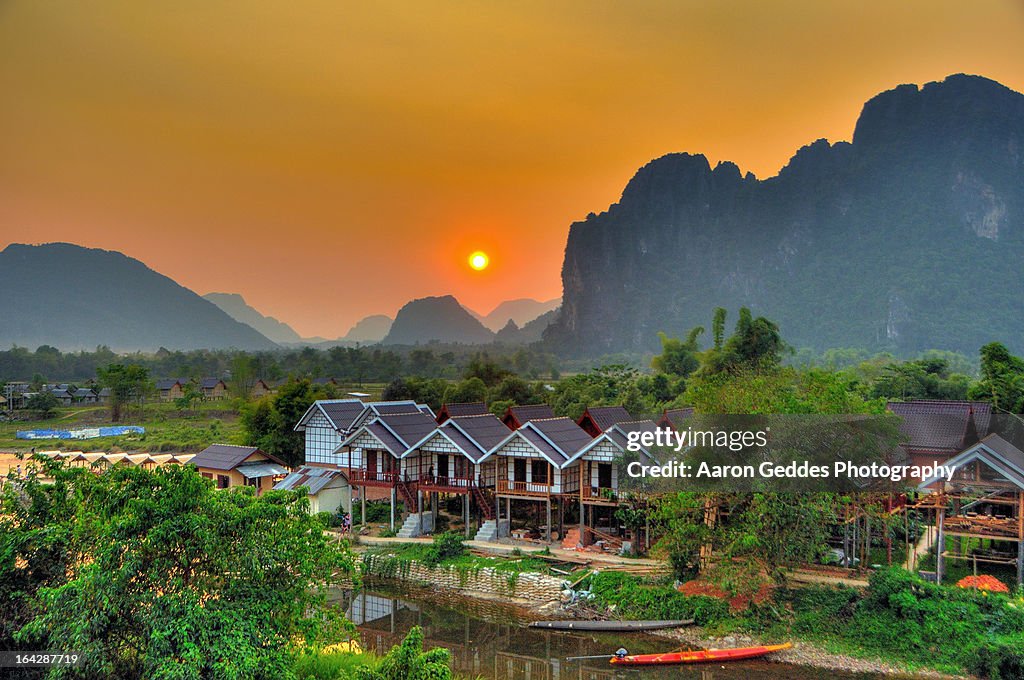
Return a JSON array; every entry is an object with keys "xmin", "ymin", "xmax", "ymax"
[{"xmin": 203, "ymin": 292, "xmax": 303, "ymax": 344}]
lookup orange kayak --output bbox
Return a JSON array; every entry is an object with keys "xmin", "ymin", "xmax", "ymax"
[{"xmin": 609, "ymin": 642, "xmax": 792, "ymax": 665}]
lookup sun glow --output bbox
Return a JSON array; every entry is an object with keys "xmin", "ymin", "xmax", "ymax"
[{"xmin": 468, "ymin": 251, "xmax": 489, "ymax": 271}]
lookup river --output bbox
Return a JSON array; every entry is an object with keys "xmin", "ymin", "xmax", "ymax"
[{"xmin": 332, "ymin": 584, "xmax": 897, "ymax": 680}]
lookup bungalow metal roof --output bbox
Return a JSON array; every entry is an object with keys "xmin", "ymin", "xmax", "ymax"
[
  {"xmin": 502, "ymin": 404, "xmax": 555, "ymax": 428},
  {"xmin": 888, "ymin": 400, "xmax": 992, "ymax": 453},
  {"xmin": 274, "ymin": 466, "xmax": 348, "ymax": 495},
  {"xmin": 448, "ymin": 414, "xmax": 509, "ymax": 452},
  {"xmin": 436, "ymin": 402, "xmax": 489, "ymax": 423},
  {"xmin": 73, "ymin": 388, "xmax": 96, "ymax": 397},
  {"xmin": 658, "ymin": 407, "xmax": 695, "ymax": 430},
  {"xmin": 189, "ymin": 443, "xmax": 286, "ymax": 471},
  {"xmin": 340, "ymin": 411, "xmax": 440, "ymax": 457},
  {"xmin": 294, "ymin": 399, "xmax": 366, "ymax": 432},
  {"xmin": 486, "ymin": 417, "xmax": 592, "ymax": 468},
  {"xmin": 605, "ymin": 419, "xmax": 661, "ymax": 453},
  {"xmin": 578, "ymin": 406, "xmax": 633, "ymax": 433},
  {"xmin": 155, "ymin": 379, "xmax": 183, "ymax": 391},
  {"xmin": 200, "ymin": 378, "xmax": 225, "ymax": 389},
  {"xmin": 919, "ymin": 433, "xmax": 1024, "ymax": 489}
]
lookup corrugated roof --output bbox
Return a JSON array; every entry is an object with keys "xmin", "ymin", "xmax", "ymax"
[
  {"xmin": 274, "ymin": 466, "xmax": 348, "ymax": 494},
  {"xmin": 503, "ymin": 404, "xmax": 555, "ymax": 428},
  {"xmin": 449, "ymin": 414, "xmax": 509, "ymax": 452},
  {"xmin": 888, "ymin": 400, "xmax": 992, "ymax": 452},
  {"xmin": 190, "ymin": 444, "xmax": 267, "ymax": 471},
  {"xmin": 237, "ymin": 462, "xmax": 289, "ymax": 479},
  {"xmin": 579, "ymin": 406, "xmax": 633, "ymax": 433}
]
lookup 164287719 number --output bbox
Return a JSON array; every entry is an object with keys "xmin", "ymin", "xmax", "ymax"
[{"xmin": 0, "ymin": 652, "xmax": 83, "ymax": 667}]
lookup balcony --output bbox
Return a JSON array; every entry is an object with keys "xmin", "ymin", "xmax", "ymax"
[
  {"xmin": 417, "ymin": 475, "xmax": 476, "ymax": 494},
  {"xmin": 582, "ymin": 485, "xmax": 620, "ymax": 505},
  {"xmin": 349, "ymin": 469, "xmax": 400, "ymax": 488}
]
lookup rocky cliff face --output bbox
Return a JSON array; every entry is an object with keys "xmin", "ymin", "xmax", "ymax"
[{"xmin": 546, "ymin": 75, "xmax": 1024, "ymax": 356}]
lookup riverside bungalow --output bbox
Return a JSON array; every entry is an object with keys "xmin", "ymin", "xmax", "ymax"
[
  {"xmin": 889, "ymin": 400, "xmax": 992, "ymax": 476},
  {"xmin": 577, "ymin": 405, "xmax": 633, "ymax": 437},
  {"xmin": 189, "ymin": 443, "xmax": 289, "ymax": 494},
  {"xmin": 486, "ymin": 417, "xmax": 592, "ymax": 541},
  {"xmin": 917, "ymin": 433, "xmax": 1024, "ymax": 585},
  {"xmin": 275, "ymin": 466, "xmax": 351, "ymax": 516},
  {"xmin": 501, "ymin": 404, "xmax": 555, "ymax": 430},
  {"xmin": 404, "ymin": 413, "xmax": 510, "ymax": 535},
  {"xmin": 657, "ymin": 407, "xmax": 695, "ymax": 431},
  {"xmin": 338, "ymin": 411, "xmax": 439, "ymax": 530},
  {"xmin": 435, "ymin": 401, "xmax": 489, "ymax": 424},
  {"xmin": 200, "ymin": 378, "xmax": 227, "ymax": 400}
]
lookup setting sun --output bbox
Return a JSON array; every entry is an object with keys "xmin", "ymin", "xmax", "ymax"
[{"xmin": 468, "ymin": 251, "xmax": 489, "ymax": 271}]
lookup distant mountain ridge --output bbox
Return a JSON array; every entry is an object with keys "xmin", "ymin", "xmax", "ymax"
[
  {"xmin": 546, "ymin": 74, "xmax": 1024, "ymax": 357},
  {"xmin": 384, "ymin": 295, "xmax": 495, "ymax": 345},
  {"xmin": 476, "ymin": 298, "xmax": 561, "ymax": 331},
  {"xmin": 343, "ymin": 315, "xmax": 393, "ymax": 343},
  {"xmin": 203, "ymin": 292, "xmax": 303, "ymax": 344},
  {"xmin": 0, "ymin": 243, "xmax": 278, "ymax": 351}
]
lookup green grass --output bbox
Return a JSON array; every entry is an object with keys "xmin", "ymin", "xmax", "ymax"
[
  {"xmin": 0, "ymin": 402, "xmax": 244, "ymax": 452},
  {"xmin": 363, "ymin": 542, "xmax": 570, "ymax": 578}
]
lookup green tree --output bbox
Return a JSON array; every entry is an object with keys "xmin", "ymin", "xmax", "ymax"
[
  {"xmin": 3, "ymin": 460, "xmax": 357, "ymax": 678},
  {"xmin": 355, "ymin": 626, "xmax": 451, "ymax": 680},
  {"xmin": 969, "ymin": 342, "xmax": 1024, "ymax": 412},
  {"xmin": 97, "ymin": 363, "xmax": 151, "ymax": 422},
  {"xmin": 25, "ymin": 391, "xmax": 60, "ymax": 419},
  {"xmin": 443, "ymin": 377, "xmax": 488, "ymax": 404},
  {"xmin": 241, "ymin": 379, "xmax": 330, "ymax": 466}
]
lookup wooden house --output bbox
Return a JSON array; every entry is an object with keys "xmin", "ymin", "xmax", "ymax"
[
  {"xmin": 251, "ymin": 379, "xmax": 273, "ymax": 398},
  {"xmin": 155, "ymin": 379, "xmax": 186, "ymax": 402},
  {"xmin": 657, "ymin": 407, "xmax": 695, "ymax": 431},
  {"xmin": 501, "ymin": 404, "xmax": 555, "ymax": 430},
  {"xmin": 889, "ymin": 400, "xmax": 991, "ymax": 477},
  {"xmin": 485, "ymin": 417, "xmax": 592, "ymax": 541},
  {"xmin": 338, "ymin": 411, "xmax": 439, "ymax": 531},
  {"xmin": 47, "ymin": 388, "xmax": 73, "ymax": 406},
  {"xmin": 97, "ymin": 388, "xmax": 112, "ymax": 404},
  {"xmin": 274, "ymin": 466, "xmax": 351, "ymax": 515},
  {"xmin": 200, "ymin": 378, "xmax": 227, "ymax": 400},
  {"xmin": 577, "ymin": 405, "xmax": 633, "ymax": 437},
  {"xmin": 294, "ymin": 399, "xmax": 432, "ymax": 469},
  {"xmin": 72, "ymin": 388, "xmax": 98, "ymax": 404},
  {"xmin": 917, "ymin": 434, "xmax": 1024, "ymax": 584},
  {"xmin": 435, "ymin": 401, "xmax": 489, "ymax": 424},
  {"xmin": 189, "ymin": 444, "xmax": 289, "ymax": 494}
]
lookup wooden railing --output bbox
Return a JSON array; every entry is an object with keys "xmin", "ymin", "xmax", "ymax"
[
  {"xmin": 349, "ymin": 470, "xmax": 399, "ymax": 486},
  {"xmin": 418, "ymin": 475, "xmax": 476, "ymax": 491},
  {"xmin": 496, "ymin": 479, "xmax": 551, "ymax": 497},
  {"xmin": 582, "ymin": 485, "xmax": 620, "ymax": 503}
]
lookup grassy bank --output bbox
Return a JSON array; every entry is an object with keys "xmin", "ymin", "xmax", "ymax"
[
  {"xmin": 0, "ymin": 402, "xmax": 243, "ymax": 452},
  {"xmin": 584, "ymin": 569, "xmax": 1024, "ymax": 678}
]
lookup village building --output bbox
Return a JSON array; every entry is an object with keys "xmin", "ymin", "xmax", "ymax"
[
  {"xmin": 435, "ymin": 401, "xmax": 489, "ymax": 424},
  {"xmin": 888, "ymin": 400, "xmax": 992, "ymax": 475},
  {"xmin": 189, "ymin": 443, "xmax": 289, "ymax": 494},
  {"xmin": 338, "ymin": 411, "xmax": 439, "ymax": 532},
  {"xmin": 47, "ymin": 388, "xmax": 73, "ymax": 406},
  {"xmin": 97, "ymin": 387, "xmax": 112, "ymax": 404},
  {"xmin": 200, "ymin": 378, "xmax": 227, "ymax": 400},
  {"xmin": 72, "ymin": 388, "xmax": 98, "ymax": 404},
  {"xmin": 917, "ymin": 433, "xmax": 1024, "ymax": 585},
  {"xmin": 155, "ymin": 379, "xmax": 186, "ymax": 402},
  {"xmin": 274, "ymin": 466, "xmax": 352, "ymax": 516},
  {"xmin": 251, "ymin": 379, "xmax": 273, "ymax": 398},
  {"xmin": 501, "ymin": 404, "xmax": 555, "ymax": 430},
  {"xmin": 576, "ymin": 405, "xmax": 633, "ymax": 437},
  {"xmin": 485, "ymin": 417, "xmax": 593, "ymax": 542},
  {"xmin": 657, "ymin": 407, "xmax": 695, "ymax": 430}
]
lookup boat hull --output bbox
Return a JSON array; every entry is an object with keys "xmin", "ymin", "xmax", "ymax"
[
  {"xmin": 609, "ymin": 642, "xmax": 792, "ymax": 665},
  {"xmin": 528, "ymin": 619, "xmax": 693, "ymax": 632}
]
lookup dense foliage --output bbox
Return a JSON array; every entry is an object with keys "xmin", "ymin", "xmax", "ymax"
[{"xmin": 1, "ymin": 459, "xmax": 357, "ymax": 679}]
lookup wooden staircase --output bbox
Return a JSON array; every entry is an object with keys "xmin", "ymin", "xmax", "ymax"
[
  {"xmin": 397, "ymin": 480, "xmax": 418, "ymax": 512},
  {"xmin": 471, "ymin": 486, "xmax": 495, "ymax": 520}
]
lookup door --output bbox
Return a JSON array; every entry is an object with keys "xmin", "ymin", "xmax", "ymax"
[
  {"xmin": 366, "ymin": 450, "xmax": 377, "ymax": 480},
  {"xmin": 437, "ymin": 454, "xmax": 449, "ymax": 479},
  {"xmin": 513, "ymin": 458, "xmax": 526, "ymax": 483},
  {"xmin": 598, "ymin": 463, "xmax": 613, "ymax": 489}
]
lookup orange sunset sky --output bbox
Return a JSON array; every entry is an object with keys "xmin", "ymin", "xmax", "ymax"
[{"xmin": 1, "ymin": 1, "xmax": 1022, "ymax": 338}]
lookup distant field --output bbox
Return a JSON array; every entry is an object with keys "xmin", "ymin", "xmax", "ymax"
[{"xmin": 0, "ymin": 400, "xmax": 244, "ymax": 453}]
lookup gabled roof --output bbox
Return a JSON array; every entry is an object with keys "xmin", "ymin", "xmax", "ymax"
[
  {"xmin": 487, "ymin": 417, "xmax": 592, "ymax": 468},
  {"xmin": 294, "ymin": 398, "xmax": 366, "ymax": 432},
  {"xmin": 448, "ymin": 414, "xmax": 510, "ymax": 452},
  {"xmin": 155, "ymin": 378, "xmax": 183, "ymax": 391},
  {"xmin": 348, "ymin": 400, "xmax": 435, "ymax": 432},
  {"xmin": 190, "ymin": 443, "xmax": 286, "ymax": 471},
  {"xmin": 502, "ymin": 404, "xmax": 555, "ymax": 429},
  {"xmin": 200, "ymin": 378, "xmax": 225, "ymax": 389},
  {"xmin": 48, "ymin": 389, "xmax": 72, "ymax": 398},
  {"xmin": 340, "ymin": 411, "xmax": 440, "ymax": 458},
  {"xmin": 604, "ymin": 419, "xmax": 661, "ymax": 454},
  {"xmin": 888, "ymin": 400, "xmax": 992, "ymax": 453},
  {"xmin": 578, "ymin": 406, "xmax": 633, "ymax": 434},
  {"xmin": 274, "ymin": 466, "xmax": 348, "ymax": 495},
  {"xmin": 658, "ymin": 407, "xmax": 695, "ymax": 430},
  {"xmin": 73, "ymin": 388, "xmax": 96, "ymax": 397},
  {"xmin": 436, "ymin": 401, "xmax": 489, "ymax": 423},
  {"xmin": 919, "ymin": 433, "xmax": 1024, "ymax": 489}
]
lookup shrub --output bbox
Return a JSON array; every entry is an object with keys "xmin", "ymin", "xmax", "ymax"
[
  {"xmin": 423, "ymin": 532, "xmax": 467, "ymax": 567},
  {"xmin": 355, "ymin": 626, "xmax": 451, "ymax": 680},
  {"xmin": 588, "ymin": 572, "xmax": 729, "ymax": 626}
]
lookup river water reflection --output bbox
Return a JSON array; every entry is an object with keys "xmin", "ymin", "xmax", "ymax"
[{"xmin": 332, "ymin": 585, "xmax": 902, "ymax": 680}]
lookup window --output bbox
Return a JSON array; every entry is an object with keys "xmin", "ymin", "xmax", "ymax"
[
  {"xmin": 531, "ymin": 460, "xmax": 549, "ymax": 485},
  {"xmin": 201, "ymin": 472, "xmax": 213, "ymax": 480},
  {"xmin": 217, "ymin": 475, "xmax": 230, "ymax": 489}
]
